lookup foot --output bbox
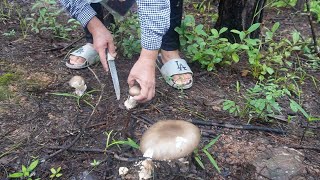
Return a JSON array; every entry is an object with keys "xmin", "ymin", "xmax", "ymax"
[
  {"xmin": 69, "ymin": 43, "xmax": 94, "ymax": 65},
  {"xmin": 160, "ymin": 50, "xmax": 192, "ymax": 86}
]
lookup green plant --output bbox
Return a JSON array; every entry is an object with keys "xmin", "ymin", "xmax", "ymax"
[
  {"xmin": 50, "ymin": 89, "xmax": 100, "ymax": 108},
  {"xmin": 8, "ymin": 159, "xmax": 40, "ymax": 180},
  {"xmin": 224, "ymin": 81, "xmax": 291, "ymax": 122},
  {"xmin": 176, "ymin": 15, "xmax": 240, "ymax": 71},
  {"xmin": 194, "ymin": 135, "xmax": 221, "ymax": 173},
  {"xmin": 16, "ymin": 7, "xmax": 31, "ymax": 38},
  {"xmin": 0, "ymin": 0, "xmax": 13, "ymax": 20},
  {"xmin": 90, "ymin": 159, "xmax": 101, "ymax": 167},
  {"xmin": 2, "ymin": 29, "xmax": 16, "ymax": 37},
  {"xmin": 27, "ymin": 0, "xmax": 80, "ymax": 39},
  {"xmin": 50, "ymin": 167, "xmax": 62, "ymax": 179},
  {"xmin": 112, "ymin": 13, "xmax": 141, "ymax": 59},
  {"xmin": 290, "ymin": 99, "xmax": 320, "ymax": 122},
  {"xmin": 104, "ymin": 130, "xmax": 139, "ymax": 150}
]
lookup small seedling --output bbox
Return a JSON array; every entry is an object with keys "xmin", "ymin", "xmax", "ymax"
[
  {"xmin": 2, "ymin": 29, "xmax": 16, "ymax": 37},
  {"xmin": 104, "ymin": 130, "xmax": 139, "ymax": 150},
  {"xmin": 90, "ymin": 159, "xmax": 101, "ymax": 167},
  {"xmin": 8, "ymin": 159, "xmax": 40, "ymax": 179},
  {"xmin": 194, "ymin": 135, "xmax": 221, "ymax": 173},
  {"xmin": 50, "ymin": 167, "xmax": 62, "ymax": 179},
  {"xmin": 50, "ymin": 89, "xmax": 100, "ymax": 109}
]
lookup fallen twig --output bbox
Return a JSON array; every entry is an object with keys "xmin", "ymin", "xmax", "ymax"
[
  {"xmin": 60, "ymin": 34, "xmax": 85, "ymax": 52},
  {"xmin": 47, "ymin": 146, "xmax": 146, "ymax": 162},
  {"xmin": 188, "ymin": 119, "xmax": 286, "ymax": 134},
  {"xmin": 42, "ymin": 67, "xmax": 104, "ymax": 162}
]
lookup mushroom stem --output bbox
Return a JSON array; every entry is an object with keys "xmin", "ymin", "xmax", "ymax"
[{"xmin": 124, "ymin": 95, "xmax": 138, "ymax": 110}]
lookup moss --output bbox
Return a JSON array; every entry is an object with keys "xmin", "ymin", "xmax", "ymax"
[
  {"xmin": 0, "ymin": 73, "xmax": 15, "ymax": 86},
  {"xmin": 0, "ymin": 86, "xmax": 12, "ymax": 101}
]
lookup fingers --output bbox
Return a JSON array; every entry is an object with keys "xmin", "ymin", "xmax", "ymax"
[
  {"xmin": 127, "ymin": 74, "xmax": 135, "ymax": 88},
  {"xmin": 98, "ymin": 49, "xmax": 109, "ymax": 72},
  {"xmin": 107, "ymin": 41, "xmax": 117, "ymax": 58},
  {"xmin": 133, "ymin": 80, "xmax": 155, "ymax": 103}
]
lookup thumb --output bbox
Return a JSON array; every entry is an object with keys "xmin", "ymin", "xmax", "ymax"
[{"xmin": 127, "ymin": 73, "xmax": 136, "ymax": 88}]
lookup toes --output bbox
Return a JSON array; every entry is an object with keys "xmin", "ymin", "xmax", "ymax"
[
  {"xmin": 172, "ymin": 73, "xmax": 192, "ymax": 85},
  {"xmin": 69, "ymin": 55, "xmax": 86, "ymax": 65}
]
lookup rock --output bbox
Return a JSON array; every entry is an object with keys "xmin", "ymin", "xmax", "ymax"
[{"xmin": 252, "ymin": 147, "xmax": 305, "ymax": 180}]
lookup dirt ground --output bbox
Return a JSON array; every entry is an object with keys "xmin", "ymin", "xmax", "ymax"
[{"xmin": 0, "ymin": 1, "xmax": 320, "ymax": 180}]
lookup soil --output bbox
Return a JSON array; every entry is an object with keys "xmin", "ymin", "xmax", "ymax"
[{"xmin": 0, "ymin": 1, "xmax": 320, "ymax": 180}]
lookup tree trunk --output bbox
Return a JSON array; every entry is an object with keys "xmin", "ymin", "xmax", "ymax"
[
  {"xmin": 295, "ymin": 0, "xmax": 304, "ymax": 11},
  {"xmin": 214, "ymin": 0, "xmax": 266, "ymax": 42}
]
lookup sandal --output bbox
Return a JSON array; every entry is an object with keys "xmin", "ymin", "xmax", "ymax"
[
  {"xmin": 65, "ymin": 43, "xmax": 99, "ymax": 69},
  {"xmin": 156, "ymin": 55, "xmax": 193, "ymax": 90}
]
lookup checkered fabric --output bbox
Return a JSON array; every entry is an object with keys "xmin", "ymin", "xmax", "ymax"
[{"xmin": 59, "ymin": 0, "xmax": 171, "ymax": 50}]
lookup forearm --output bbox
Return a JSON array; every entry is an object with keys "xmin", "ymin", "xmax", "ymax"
[
  {"xmin": 136, "ymin": 0, "xmax": 170, "ymax": 51},
  {"xmin": 59, "ymin": 0, "xmax": 96, "ymax": 27}
]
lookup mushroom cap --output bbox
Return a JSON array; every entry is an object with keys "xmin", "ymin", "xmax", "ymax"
[
  {"xmin": 69, "ymin": 76, "xmax": 85, "ymax": 88},
  {"xmin": 129, "ymin": 85, "xmax": 141, "ymax": 96},
  {"xmin": 140, "ymin": 120, "xmax": 201, "ymax": 160}
]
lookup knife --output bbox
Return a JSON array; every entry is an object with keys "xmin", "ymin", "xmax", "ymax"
[{"xmin": 107, "ymin": 50, "xmax": 121, "ymax": 100}]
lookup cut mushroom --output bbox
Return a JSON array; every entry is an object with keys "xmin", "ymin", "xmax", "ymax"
[
  {"xmin": 140, "ymin": 120, "xmax": 201, "ymax": 160},
  {"xmin": 124, "ymin": 85, "xmax": 141, "ymax": 110},
  {"xmin": 69, "ymin": 75, "xmax": 87, "ymax": 96}
]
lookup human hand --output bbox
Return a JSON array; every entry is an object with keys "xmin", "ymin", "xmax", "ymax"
[
  {"xmin": 87, "ymin": 16, "xmax": 117, "ymax": 72},
  {"xmin": 127, "ymin": 49, "xmax": 158, "ymax": 103}
]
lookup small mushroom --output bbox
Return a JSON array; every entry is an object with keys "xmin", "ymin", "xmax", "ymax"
[
  {"xmin": 124, "ymin": 85, "xmax": 141, "ymax": 110},
  {"xmin": 140, "ymin": 120, "xmax": 201, "ymax": 160},
  {"xmin": 69, "ymin": 75, "xmax": 87, "ymax": 96}
]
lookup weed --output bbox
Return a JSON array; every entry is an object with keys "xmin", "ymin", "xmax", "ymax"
[
  {"xmin": 8, "ymin": 159, "xmax": 40, "ymax": 180},
  {"xmin": 50, "ymin": 167, "xmax": 62, "ymax": 179},
  {"xmin": 290, "ymin": 99, "xmax": 320, "ymax": 122},
  {"xmin": 2, "ymin": 29, "xmax": 16, "ymax": 37},
  {"xmin": 104, "ymin": 130, "xmax": 139, "ymax": 150},
  {"xmin": 112, "ymin": 13, "xmax": 141, "ymax": 59},
  {"xmin": 26, "ymin": 0, "xmax": 80, "ymax": 40},
  {"xmin": 0, "ymin": 0, "xmax": 13, "ymax": 20},
  {"xmin": 50, "ymin": 89, "xmax": 100, "ymax": 109},
  {"xmin": 194, "ymin": 135, "xmax": 221, "ymax": 173},
  {"xmin": 90, "ymin": 159, "xmax": 101, "ymax": 167}
]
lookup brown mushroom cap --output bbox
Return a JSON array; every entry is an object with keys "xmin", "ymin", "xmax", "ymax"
[
  {"xmin": 129, "ymin": 85, "xmax": 141, "ymax": 96},
  {"xmin": 69, "ymin": 75, "xmax": 85, "ymax": 88},
  {"xmin": 140, "ymin": 120, "xmax": 201, "ymax": 160}
]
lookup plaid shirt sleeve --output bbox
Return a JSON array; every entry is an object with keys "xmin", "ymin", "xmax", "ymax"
[
  {"xmin": 59, "ymin": 0, "xmax": 170, "ymax": 50},
  {"xmin": 59, "ymin": 0, "xmax": 97, "ymax": 27},
  {"xmin": 136, "ymin": 0, "xmax": 170, "ymax": 50}
]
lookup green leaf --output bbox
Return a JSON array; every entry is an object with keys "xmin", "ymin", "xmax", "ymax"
[
  {"xmin": 219, "ymin": 27, "xmax": 228, "ymax": 35},
  {"xmin": 230, "ymin": 29, "xmax": 241, "ymax": 35},
  {"xmin": 232, "ymin": 53, "xmax": 240, "ymax": 62},
  {"xmin": 49, "ymin": 92, "xmax": 78, "ymax": 98},
  {"xmin": 204, "ymin": 135, "xmax": 221, "ymax": 150},
  {"xmin": 194, "ymin": 156, "xmax": 205, "ymax": 169},
  {"xmin": 271, "ymin": 22, "xmax": 280, "ymax": 32},
  {"xmin": 50, "ymin": 174, "xmax": 55, "ymax": 178},
  {"xmin": 27, "ymin": 159, "xmax": 39, "ymax": 172},
  {"xmin": 266, "ymin": 67, "xmax": 274, "ymax": 75},
  {"xmin": 8, "ymin": 172, "xmax": 24, "ymax": 178},
  {"xmin": 239, "ymin": 31, "xmax": 246, "ymax": 41},
  {"xmin": 22, "ymin": 165, "xmax": 27, "ymax": 173},
  {"xmin": 292, "ymin": 31, "xmax": 300, "ymax": 44},
  {"xmin": 203, "ymin": 149, "xmax": 221, "ymax": 173},
  {"xmin": 210, "ymin": 29, "xmax": 219, "ymax": 38},
  {"xmin": 50, "ymin": 168, "xmax": 56, "ymax": 174},
  {"xmin": 57, "ymin": 167, "xmax": 61, "ymax": 172},
  {"xmin": 247, "ymin": 23, "xmax": 260, "ymax": 33},
  {"xmin": 56, "ymin": 173, "xmax": 63, "ymax": 177},
  {"xmin": 195, "ymin": 24, "xmax": 207, "ymax": 36}
]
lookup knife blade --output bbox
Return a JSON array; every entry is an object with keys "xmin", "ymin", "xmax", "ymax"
[{"xmin": 107, "ymin": 50, "xmax": 121, "ymax": 100}]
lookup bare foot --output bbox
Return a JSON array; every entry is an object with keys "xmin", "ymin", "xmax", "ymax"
[
  {"xmin": 160, "ymin": 50, "xmax": 192, "ymax": 86},
  {"xmin": 69, "ymin": 43, "xmax": 93, "ymax": 65}
]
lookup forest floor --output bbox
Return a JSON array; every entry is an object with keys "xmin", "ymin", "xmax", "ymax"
[{"xmin": 0, "ymin": 1, "xmax": 320, "ymax": 179}]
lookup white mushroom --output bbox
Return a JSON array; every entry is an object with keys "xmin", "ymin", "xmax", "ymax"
[
  {"xmin": 69, "ymin": 76, "xmax": 87, "ymax": 96},
  {"xmin": 124, "ymin": 85, "xmax": 141, "ymax": 110},
  {"xmin": 140, "ymin": 120, "xmax": 201, "ymax": 160}
]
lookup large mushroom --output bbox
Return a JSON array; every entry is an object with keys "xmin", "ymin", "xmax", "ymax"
[
  {"xmin": 140, "ymin": 120, "xmax": 201, "ymax": 160},
  {"xmin": 137, "ymin": 120, "xmax": 201, "ymax": 179}
]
